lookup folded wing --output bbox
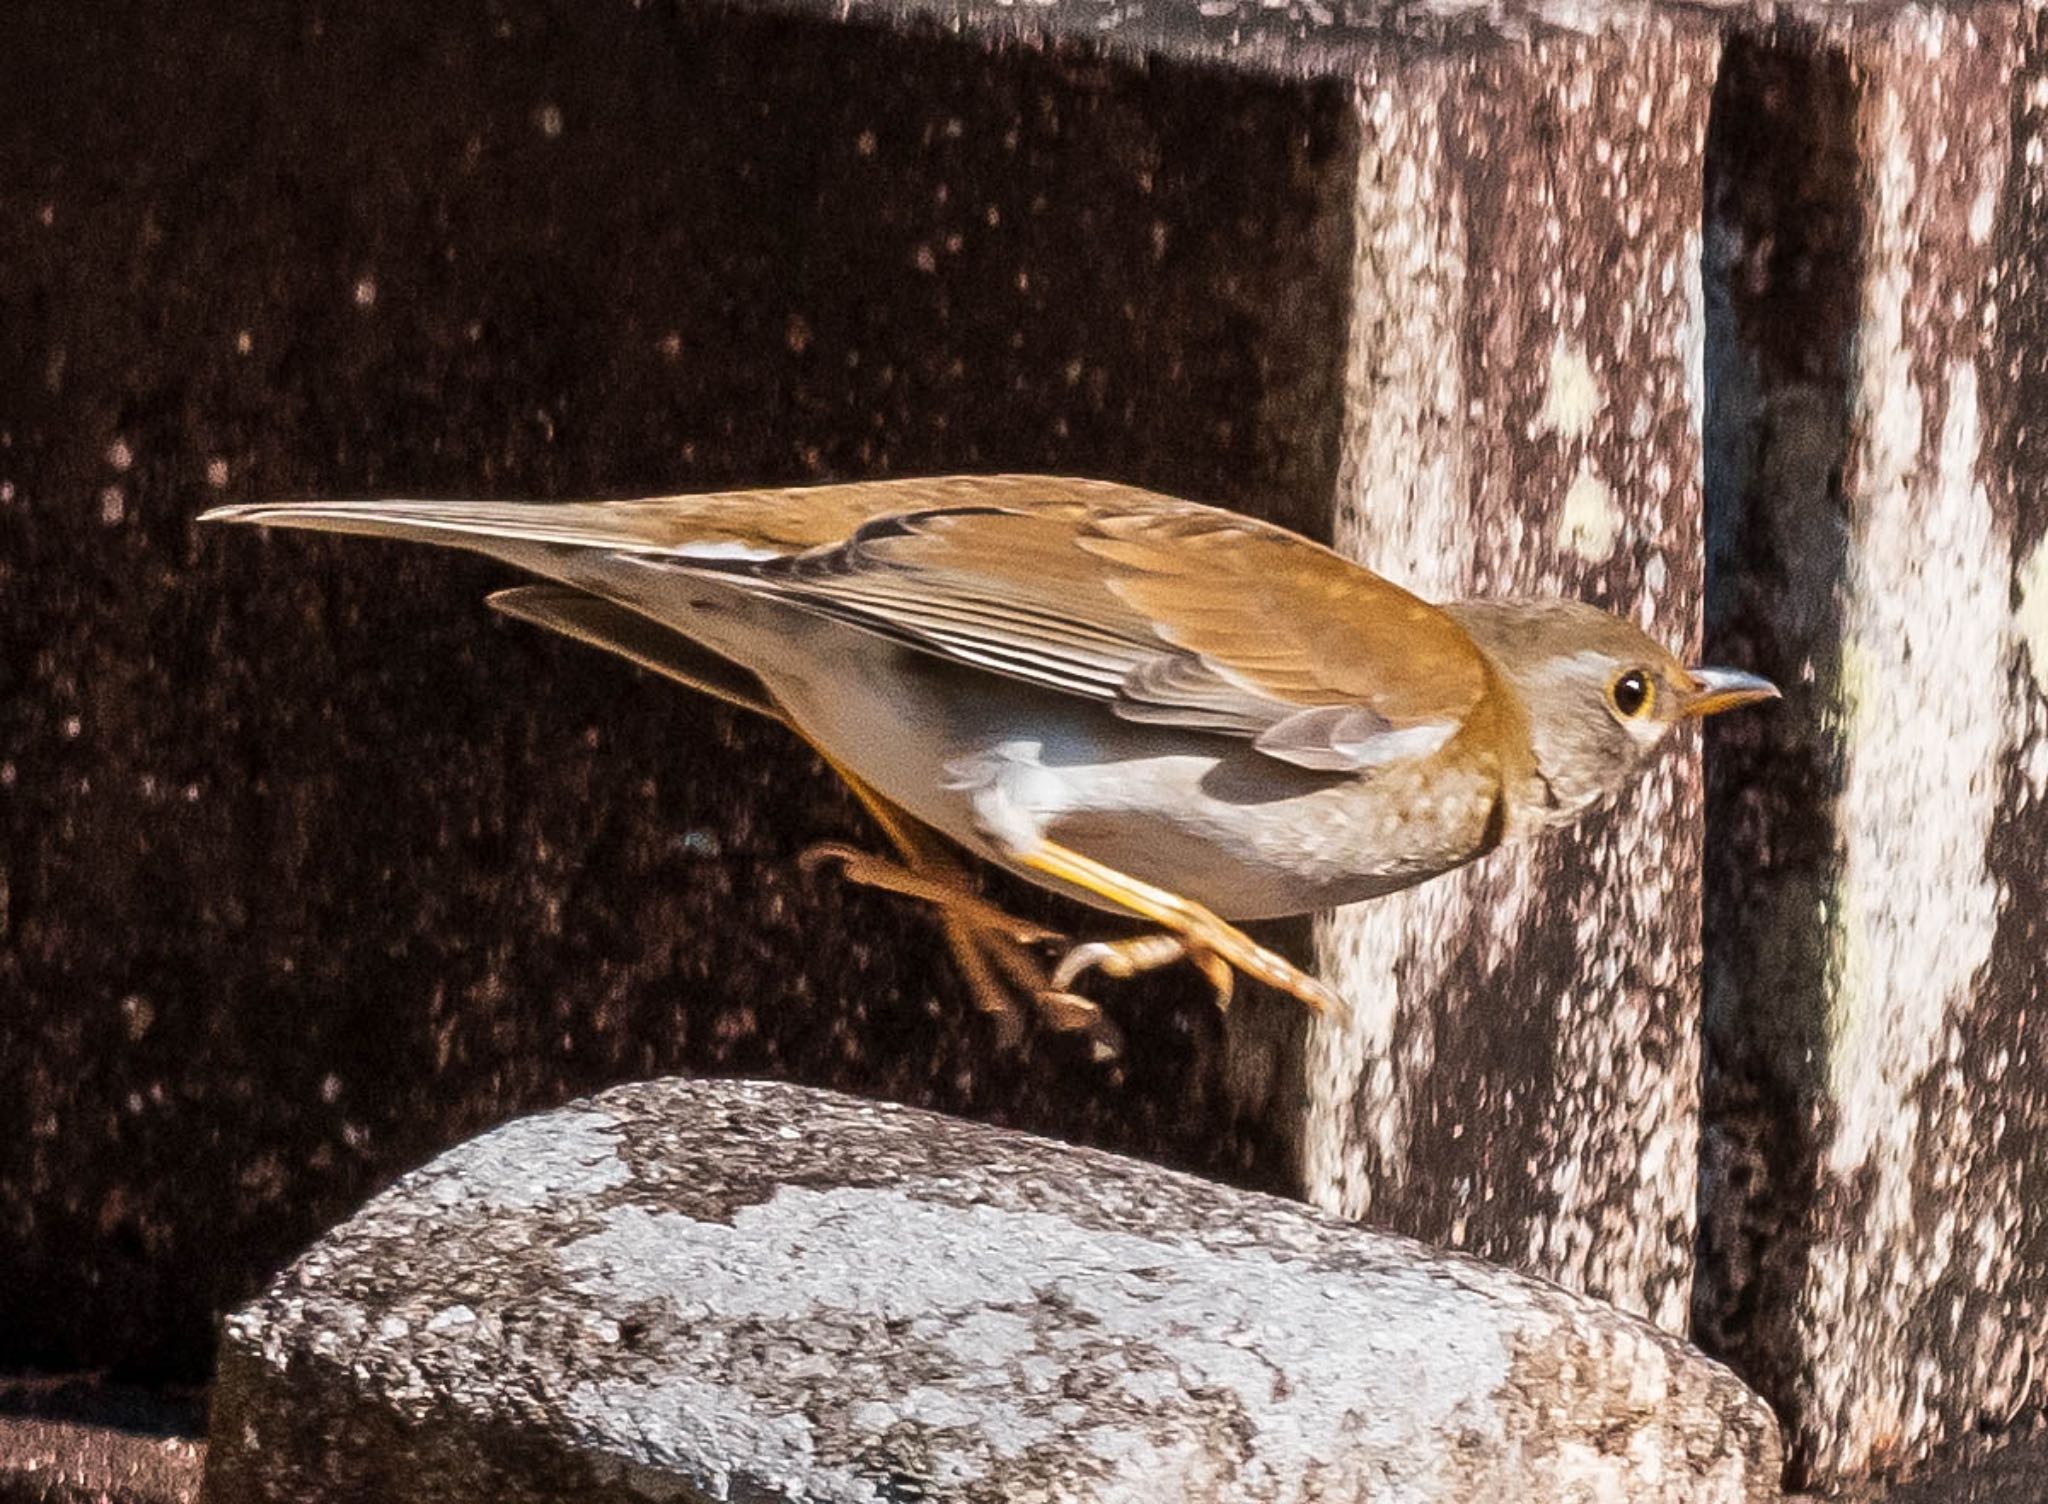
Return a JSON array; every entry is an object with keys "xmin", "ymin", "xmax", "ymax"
[
  {"xmin": 204, "ymin": 475, "xmax": 1493, "ymax": 773},
  {"xmin": 666, "ymin": 494, "xmax": 1491, "ymax": 772}
]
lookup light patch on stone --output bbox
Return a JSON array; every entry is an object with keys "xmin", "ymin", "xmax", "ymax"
[
  {"xmin": 1307, "ymin": 85, "xmax": 1485, "ymax": 1223},
  {"xmin": 1557, "ymin": 465, "xmax": 1623, "ymax": 562},
  {"xmin": 1827, "ymin": 374, "xmax": 2005, "ymax": 1172},
  {"xmin": 418, "ymin": 1108, "xmax": 628, "ymax": 1212},
  {"xmin": 1682, "ymin": 228, "xmax": 1706, "ymax": 431},
  {"xmin": 1968, "ymin": 188, "xmax": 1997, "ymax": 244},
  {"xmin": 564, "ymin": 1375, "xmax": 832, "ymax": 1504},
  {"xmin": 425, "ymin": 1304, "xmax": 475, "ymax": 1334},
  {"xmin": 558, "ymin": 1186, "xmax": 1513, "ymax": 1498},
  {"xmin": 1813, "ymin": 104, "xmax": 2012, "ymax": 1467},
  {"xmin": 2015, "ymin": 536, "xmax": 2048, "ymax": 696},
  {"xmin": 935, "ymin": 1307, "xmax": 1038, "ymax": 1370},
  {"xmin": 1539, "ymin": 339, "xmax": 1603, "ymax": 441}
]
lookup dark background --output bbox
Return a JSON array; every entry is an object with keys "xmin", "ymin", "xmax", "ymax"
[{"xmin": 0, "ymin": 0, "xmax": 1357, "ymax": 1381}]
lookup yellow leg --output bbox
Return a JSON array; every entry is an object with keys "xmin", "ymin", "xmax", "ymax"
[
  {"xmin": 801, "ymin": 759, "xmax": 1123, "ymax": 1055},
  {"xmin": 1015, "ymin": 839, "xmax": 1350, "ymax": 1022},
  {"xmin": 1053, "ymin": 934, "xmax": 1236, "ymax": 1010},
  {"xmin": 799, "ymin": 841, "xmax": 1058, "ymax": 948}
]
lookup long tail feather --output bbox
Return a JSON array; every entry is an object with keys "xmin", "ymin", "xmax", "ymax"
[
  {"xmin": 198, "ymin": 476, "xmax": 1167, "ymax": 560},
  {"xmin": 196, "ymin": 499, "xmax": 691, "ymax": 555}
]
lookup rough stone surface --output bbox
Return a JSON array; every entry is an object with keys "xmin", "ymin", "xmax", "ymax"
[
  {"xmin": 1300, "ymin": 22, "xmax": 1719, "ymax": 1337},
  {"xmin": 0, "ymin": 1419, "xmax": 203, "ymax": 1504},
  {"xmin": 203, "ymin": 1077, "xmax": 1783, "ymax": 1504},
  {"xmin": 1841, "ymin": 1432, "xmax": 2048, "ymax": 1503},
  {"xmin": 0, "ymin": 1374, "xmax": 205, "ymax": 1504},
  {"xmin": 1697, "ymin": 4, "xmax": 2048, "ymax": 1489}
]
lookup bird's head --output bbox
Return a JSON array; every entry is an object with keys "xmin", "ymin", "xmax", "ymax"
[{"xmin": 1441, "ymin": 599, "xmax": 1778, "ymax": 824}]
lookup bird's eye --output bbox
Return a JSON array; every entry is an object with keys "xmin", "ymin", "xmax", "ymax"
[{"xmin": 1610, "ymin": 670, "xmax": 1654, "ymax": 719}]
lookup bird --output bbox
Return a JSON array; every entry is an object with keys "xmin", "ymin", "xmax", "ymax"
[{"xmin": 202, "ymin": 475, "xmax": 1777, "ymax": 1049}]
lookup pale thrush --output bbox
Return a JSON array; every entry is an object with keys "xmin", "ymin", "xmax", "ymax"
[{"xmin": 203, "ymin": 475, "xmax": 1776, "ymax": 1045}]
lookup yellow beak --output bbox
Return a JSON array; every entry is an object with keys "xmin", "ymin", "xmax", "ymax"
[{"xmin": 1680, "ymin": 666, "xmax": 1781, "ymax": 718}]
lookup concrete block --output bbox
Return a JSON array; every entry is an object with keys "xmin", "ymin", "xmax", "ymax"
[{"xmin": 204, "ymin": 1078, "xmax": 1783, "ymax": 1503}]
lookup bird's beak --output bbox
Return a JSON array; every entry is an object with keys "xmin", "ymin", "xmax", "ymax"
[{"xmin": 1679, "ymin": 666, "xmax": 1781, "ymax": 718}]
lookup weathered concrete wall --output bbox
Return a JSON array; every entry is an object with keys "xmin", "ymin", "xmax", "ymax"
[
  {"xmin": 203, "ymin": 1078, "xmax": 1784, "ymax": 1504},
  {"xmin": 1303, "ymin": 25, "xmax": 1718, "ymax": 1335},
  {"xmin": 1697, "ymin": 4, "xmax": 2048, "ymax": 1487}
]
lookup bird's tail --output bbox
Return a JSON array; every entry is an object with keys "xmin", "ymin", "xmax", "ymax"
[
  {"xmin": 198, "ymin": 475, "xmax": 1141, "ymax": 561},
  {"xmin": 198, "ymin": 493, "xmax": 827, "ymax": 678},
  {"xmin": 196, "ymin": 497, "xmax": 709, "ymax": 559}
]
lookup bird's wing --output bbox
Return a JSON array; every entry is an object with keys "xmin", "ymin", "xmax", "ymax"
[
  {"xmin": 671, "ymin": 493, "xmax": 1493, "ymax": 771},
  {"xmin": 202, "ymin": 476, "xmax": 1492, "ymax": 771}
]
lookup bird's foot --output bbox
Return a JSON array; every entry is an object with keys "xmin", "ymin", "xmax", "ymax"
[
  {"xmin": 800, "ymin": 842, "xmax": 1059, "ymax": 945},
  {"xmin": 1053, "ymin": 934, "xmax": 1234, "ymax": 1010},
  {"xmin": 800, "ymin": 842, "xmax": 1123, "ymax": 1058},
  {"xmin": 1018, "ymin": 840, "xmax": 1350, "ymax": 1023},
  {"xmin": 1051, "ymin": 926, "xmax": 1346, "ymax": 1021}
]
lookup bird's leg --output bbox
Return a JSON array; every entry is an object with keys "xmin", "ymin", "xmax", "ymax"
[
  {"xmin": 799, "ymin": 842, "xmax": 1059, "ymax": 949},
  {"xmin": 799, "ymin": 763, "xmax": 1122, "ymax": 1052},
  {"xmin": 1052, "ymin": 934, "xmax": 1237, "ymax": 1010},
  {"xmin": 1014, "ymin": 839, "xmax": 1350, "ymax": 1022},
  {"xmin": 475, "ymin": 590, "xmax": 1102, "ymax": 1039}
]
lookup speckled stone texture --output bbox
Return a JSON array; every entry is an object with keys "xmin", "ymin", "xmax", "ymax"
[
  {"xmin": 0, "ymin": 0, "xmax": 1736, "ymax": 1387},
  {"xmin": 1300, "ymin": 23, "xmax": 1719, "ymax": 1337},
  {"xmin": 1697, "ymin": 4, "xmax": 2048, "ymax": 1490},
  {"xmin": 202, "ymin": 1078, "xmax": 1783, "ymax": 1504},
  {"xmin": 0, "ymin": 1419, "xmax": 203, "ymax": 1504}
]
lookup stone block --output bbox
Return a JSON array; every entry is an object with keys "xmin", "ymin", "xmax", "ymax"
[
  {"xmin": 1696, "ymin": 3, "xmax": 2048, "ymax": 1486},
  {"xmin": 1303, "ymin": 20, "xmax": 1720, "ymax": 1337},
  {"xmin": 203, "ymin": 1078, "xmax": 1783, "ymax": 1503}
]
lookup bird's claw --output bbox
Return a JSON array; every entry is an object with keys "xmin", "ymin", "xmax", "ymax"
[
  {"xmin": 1032, "ymin": 989, "xmax": 1127, "ymax": 1062},
  {"xmin": 1051, "ymin": 939, "xmax": 1142, "ymax": 987},
  {"xmin": 796, "ymin": 839, "xmax": 862, "ymax": 876},
  {"xmin": 1054, "ymin": 933, "xmax": 1236, "ymax": 1013},
  {"xmin": 803, "ymin": 841, "xmax": 1126, "ymax": 1054}
]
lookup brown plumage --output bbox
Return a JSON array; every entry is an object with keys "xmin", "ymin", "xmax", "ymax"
[{"xmin": 204, "ymin": 475, "xmax": 1776, "ymax": 1048}]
